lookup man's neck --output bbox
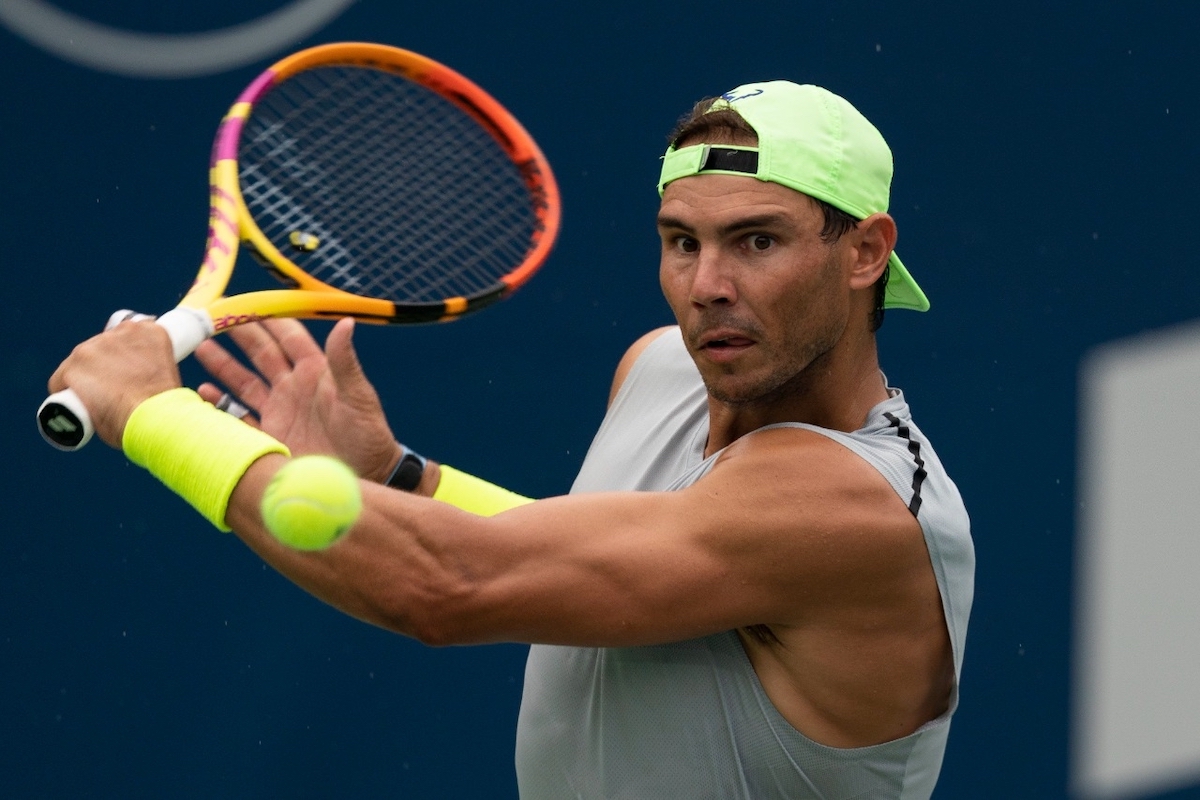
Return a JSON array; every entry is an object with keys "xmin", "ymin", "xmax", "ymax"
[{"xmin": 703, "ymin": 343, "xmax": 888, "ymax": 456}]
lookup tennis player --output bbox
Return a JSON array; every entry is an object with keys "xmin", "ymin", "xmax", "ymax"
[{"xmin": 50, "ymin": 81, "xmax": 974, "ymax": 798}]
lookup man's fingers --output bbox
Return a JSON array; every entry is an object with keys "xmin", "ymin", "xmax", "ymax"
[
  {"xmin": 197, "ymin": 382, "xmax": 260, "ymax": 427},
  {"xmin": 325, "ymin": 319, "xmax": 373, "ymax": 399},
  {"xmin": 218, "ymin": 319, "xmax": 324, "ymax": 383},
  {"xmin": 195, "ymin": 382, "xmax": 225, "ymax": 406},
  {"xmin": 194, "ymin": 339, "xmax": 271, "ymax": 410},
  {"xmin": 261, "ymin": 318, "xmax": 324, "ymax": 366},
  {"xmin": 222, "ymin": 322, "xmax": 295, "ymax": 383}
]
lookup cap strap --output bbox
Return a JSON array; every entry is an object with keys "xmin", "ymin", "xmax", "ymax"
[{"xmin": 658, "ymin": 144, "xmax": 761, "ymax": 195}]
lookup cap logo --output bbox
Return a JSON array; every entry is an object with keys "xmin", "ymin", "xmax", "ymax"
[{"xmin": 719, "ymin": 88, "xmax": 763, "ymax": 103}]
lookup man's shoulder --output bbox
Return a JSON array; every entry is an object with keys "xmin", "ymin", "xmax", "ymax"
[
  {"xmin": 716, "ymin": 424, "xmax": 901, "ymax": 497},
  {"xmin": 607, "ymin": 326, "xmax": 683, "ymax": 406},
  {"xmin": 702, "ymin": 424, "xmax": 924, "ymax": 554}
]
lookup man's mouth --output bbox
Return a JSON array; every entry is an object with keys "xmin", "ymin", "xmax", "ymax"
[
  {"xmin": 698, "ymin": 331, "xmax": 757, "ymax": 359},
  {"xmin": 704, "ymin": 337, "xmax": 755, "ymax": 349}
]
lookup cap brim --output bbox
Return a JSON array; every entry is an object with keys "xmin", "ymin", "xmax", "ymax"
[{"xmin": 884, "ymin": 252, "xmax": 929, "ymax": 311}]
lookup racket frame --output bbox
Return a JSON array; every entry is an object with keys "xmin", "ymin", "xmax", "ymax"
[{"xmin": 189, "ymin": 42, "xmax": 560, "ymax": 329}]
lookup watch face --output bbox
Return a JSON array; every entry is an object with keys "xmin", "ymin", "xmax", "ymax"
[{"xmin": 387, "ymin": 452, "xmax": 426, "ymax": 491}]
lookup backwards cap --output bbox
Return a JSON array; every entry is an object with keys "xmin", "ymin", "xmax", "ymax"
[{"xmin": 658, "ymin": 81, "xmax": 928, "ymax": 312}]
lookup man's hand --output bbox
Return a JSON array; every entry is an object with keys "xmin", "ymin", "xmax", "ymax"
[
  {"xmin": 47, "ymin": 320, "xmax": 182, "ymax": 448},
  {"xmin": 194, "ymin": 317, "xmax": 402, "ymax": 482}
]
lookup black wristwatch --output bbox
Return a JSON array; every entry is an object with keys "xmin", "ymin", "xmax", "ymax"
[{"xmin": 385, "ymin": 444, "xmax": 428, "ymax": 492}]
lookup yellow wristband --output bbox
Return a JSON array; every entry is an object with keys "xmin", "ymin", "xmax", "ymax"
[
  {"xmin": 122, "ymin": 388, "xmax": 290, "ymax": 531},
  {"xmin": 433, "ymin": 465, "xmax": 534, "ymax": 516}
]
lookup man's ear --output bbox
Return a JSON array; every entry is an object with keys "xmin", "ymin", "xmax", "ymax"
[{"xmin": 847, "ymin": 213, "xmax": 897, "ymax": 291}]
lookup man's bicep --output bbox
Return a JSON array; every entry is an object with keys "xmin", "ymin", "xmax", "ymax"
[
  {"xmin": 465, "ymin": 430, "xmax": 921, "ymax": 646},
  {"xmin": 689, "ymin": 429, "xmax": 933, "ymax": 620},
  {"xmin": 447, "ymin": 489, "xmax": 742, "ymax": 646}
]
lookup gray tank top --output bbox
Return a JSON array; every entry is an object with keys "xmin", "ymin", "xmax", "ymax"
[{"xmin": 515, "ymin": 329, "xmax": 974, "ymax": 799}]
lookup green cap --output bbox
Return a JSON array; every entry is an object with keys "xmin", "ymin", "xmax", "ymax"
[{"xmin": 658, "ymin": 81, "xmax": 929, "ymax": 312}]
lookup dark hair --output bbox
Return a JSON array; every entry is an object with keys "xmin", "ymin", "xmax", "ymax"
[
  {"xmin": 668, "ymin": 99, "xmax": 757, "ymax": 148},
  {"xmin": 668, "ymin": 98, "xmax": 888, "ymax": 331},
  {"xmin": 814, "ymin": 200, "xmax": 888, "ymax": 332}
]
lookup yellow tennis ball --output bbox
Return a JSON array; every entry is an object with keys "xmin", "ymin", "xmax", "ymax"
[{"xmin": 261, "ymin": 455, "xmax": 363, "ymax": 550}]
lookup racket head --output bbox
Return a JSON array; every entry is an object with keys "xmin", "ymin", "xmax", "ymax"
[{"xmin": 187, "ymin": 42, "xmax": 561, "ymax": 325}]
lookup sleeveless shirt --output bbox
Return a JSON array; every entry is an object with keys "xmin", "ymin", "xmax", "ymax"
[{"xmin": 514, "ymin": 328, "xmax": 974, "ymax": 799}]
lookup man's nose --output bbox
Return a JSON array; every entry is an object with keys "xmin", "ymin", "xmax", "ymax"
[{"xmin": 689, "ymin": 250, "xmax": 738, "ymax": 308}]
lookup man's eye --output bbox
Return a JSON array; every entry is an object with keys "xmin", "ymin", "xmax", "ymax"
[
  {"xmin": 676, "ymin": 237, "xmax": 699, "ymax": 253},
  {"xmin": 749, "ymin": 235, "xmax": 773, "ymax": 251}
]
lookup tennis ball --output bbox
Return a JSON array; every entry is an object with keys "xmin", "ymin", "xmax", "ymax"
[{"xmin": 261, "ymin": 455, "xmax": 362, "ymax": 551}]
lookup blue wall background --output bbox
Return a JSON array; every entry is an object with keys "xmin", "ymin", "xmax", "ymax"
[{"xmin": 3, "ymin": 1, "xmax": 1197, "ymax": 797}]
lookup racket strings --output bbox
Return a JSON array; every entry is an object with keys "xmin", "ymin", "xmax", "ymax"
[{"xmin": 238, "ymin": 65, "xmax": 541, "ymax": 304}]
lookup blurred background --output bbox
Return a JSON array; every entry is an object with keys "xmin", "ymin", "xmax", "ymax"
[{"xmin": 2, "ymin": 1, "xmax": 1198, "ymax": 797}]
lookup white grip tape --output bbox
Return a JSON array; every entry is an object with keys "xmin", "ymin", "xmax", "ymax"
[{"xmin": 154, "ymin": 307, "xmax": 216, "ymax": 362}]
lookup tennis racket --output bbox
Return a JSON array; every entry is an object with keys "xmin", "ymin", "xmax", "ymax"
[{"xmin": 39, "ymin": 42, "xmax": 561, "ymax": 451}]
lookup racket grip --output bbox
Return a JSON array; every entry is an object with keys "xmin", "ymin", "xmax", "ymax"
[{"xmin": 38, "ymin": 307, "xmax": 216, "ymax": 451}]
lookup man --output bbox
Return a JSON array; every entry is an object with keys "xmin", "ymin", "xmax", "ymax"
[{"xmin": 49, "ymin": 81, "xmax": 974, "ymax": 798}]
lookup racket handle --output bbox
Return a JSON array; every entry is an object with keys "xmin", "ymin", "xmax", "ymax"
[
  {"xmin": 38, "ymin": 307, "xmax": 215, "ymax": 451},
  {"xmin": 38, "ymin": 389, "xmax": 94, "ymax": 451}
]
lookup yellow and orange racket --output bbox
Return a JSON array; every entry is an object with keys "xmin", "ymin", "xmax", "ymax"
[{"xmin": 39, "ymin": 42, "xmax": 560, "ymax": 450}]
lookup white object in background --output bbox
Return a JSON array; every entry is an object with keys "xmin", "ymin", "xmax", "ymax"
[
  {"xmin": 0, "ymin": 0, "xmax": 356, "ymax": 78},
  {"xmin": 1075, "ymin": 320, "xmax": 1200, "ymax": 799}
]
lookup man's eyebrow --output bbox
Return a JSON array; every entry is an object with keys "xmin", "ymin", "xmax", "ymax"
[
  {"xmin": 655, "ymin": 214, "xmax": 692, "ymax": 232},
  {"xmin": 655, "ymin": 212, "xmax": 791, "ymax": 236}
]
